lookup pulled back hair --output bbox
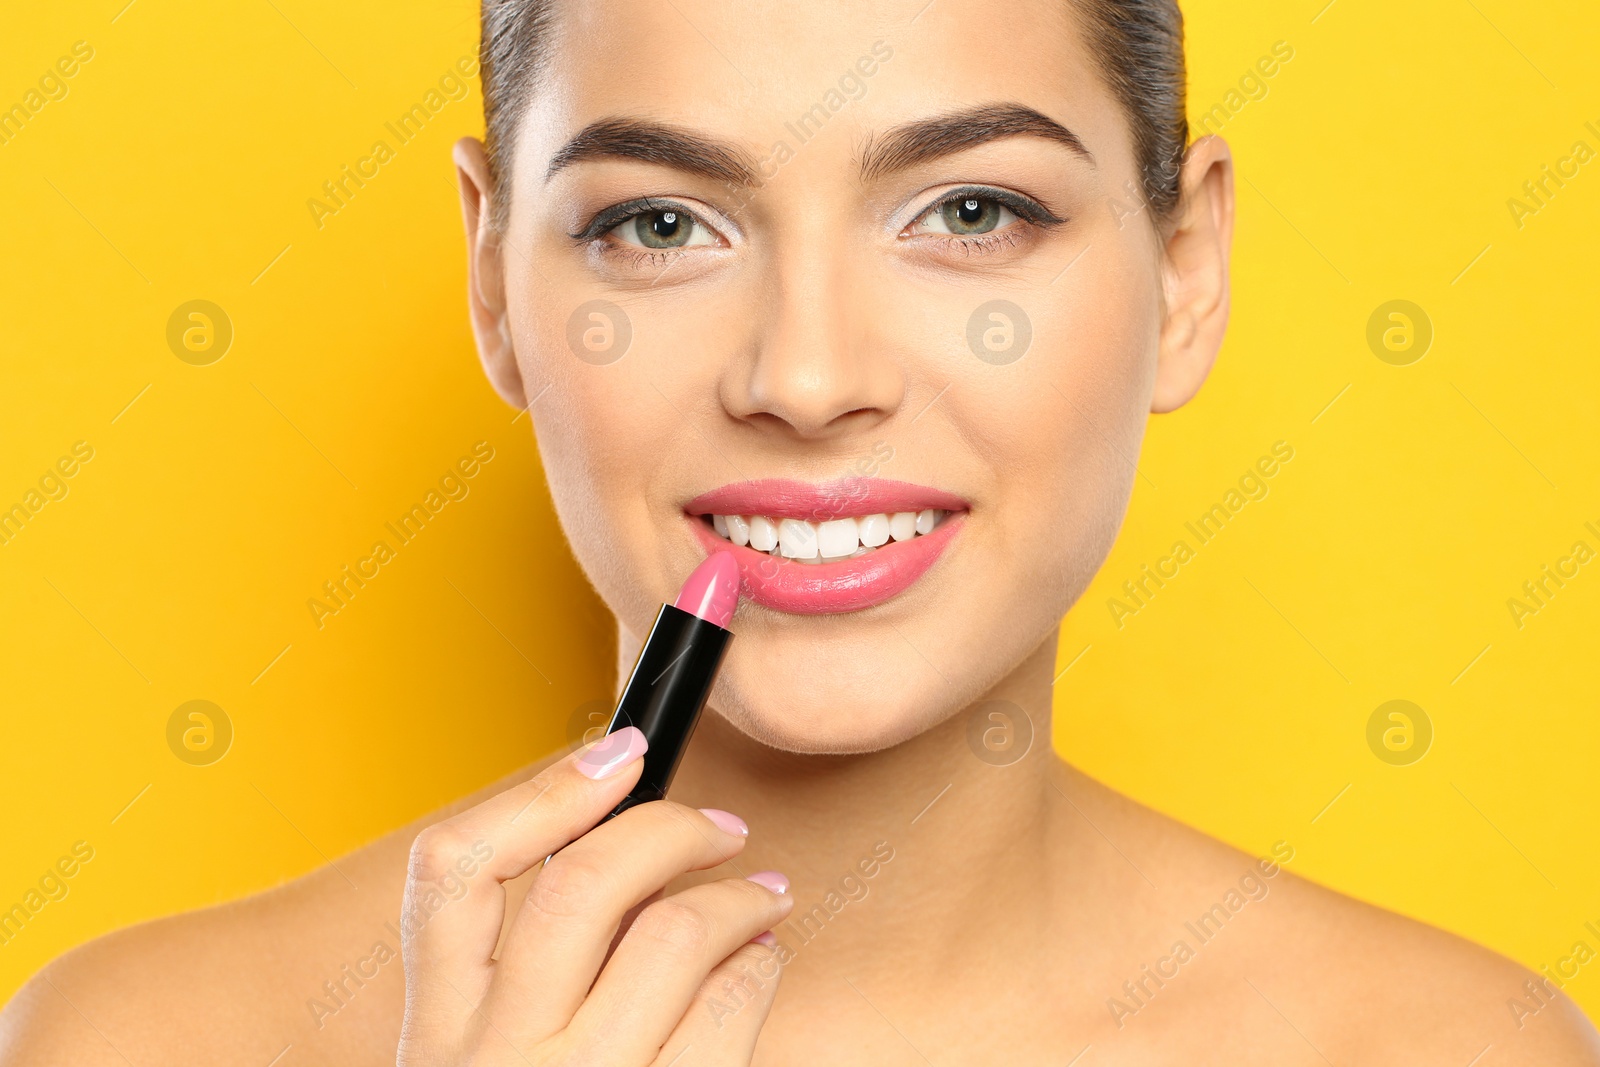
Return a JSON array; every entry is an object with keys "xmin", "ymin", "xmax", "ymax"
[{"xmin": 478, "ymin": 0, "xmax": 1187, "ymax": 229}]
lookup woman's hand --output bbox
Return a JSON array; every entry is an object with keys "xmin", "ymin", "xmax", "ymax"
[{"xmin": 396, "ymin": 727, "xmax": 792, "ymax": 1065}]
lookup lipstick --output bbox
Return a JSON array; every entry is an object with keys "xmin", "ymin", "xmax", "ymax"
[
  {"xmin": 684, "ymin": 478, "xmax": 969, "ymax": 615},
  {"xmin": 600, "ymin": 550, "xmax": 739, "ymax": 820}
]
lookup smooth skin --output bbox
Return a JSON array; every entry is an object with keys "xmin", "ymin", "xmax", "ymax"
[{"xmin": 4, "ymin": 0, "xmax": 1600, "ymax": 1063}]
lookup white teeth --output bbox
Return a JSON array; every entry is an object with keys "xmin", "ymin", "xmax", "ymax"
[
  {"xmin": 858, "ymin": 513, "xmax": 890, "ymax": 548},
  {"xmin": 778, "ymin": 518, "xmax": 818, "ymax": 559},
  {"xmin": 817, "ymin": 518, "xmax": 859, "ymax": 558},
  {"xmin": 707, "ymin": 509, "xmax": 951, "ymax": 559},
  {"xmin": 748, "ymin": 515, "xmax": 778, "ymax": 552}
]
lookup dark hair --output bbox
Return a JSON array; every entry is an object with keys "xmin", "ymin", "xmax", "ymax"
[
  {"xmin": 1075, "ymin": 0, "xmax": 1188, "ymax": 222},
  {"xmin": 480, "ymin": 0, "xmax": 1187, "ymax": 229}
]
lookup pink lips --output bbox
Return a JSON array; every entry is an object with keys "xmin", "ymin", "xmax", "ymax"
[
  {"xmin": 687, "ymin": 478, "xmax": 968, "ymax": 522},
  {"xmin": 684, "ymin": 478, "xmax": 968, "ymax": 616}
]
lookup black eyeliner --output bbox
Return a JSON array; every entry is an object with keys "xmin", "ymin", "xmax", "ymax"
[
  {"xmin": 570, "ymin": 197, "xmax": 688, "ymax": 242},
  {"xmin": 930, "ymin": 185, "xmax": 1065, "ymax": 227}
]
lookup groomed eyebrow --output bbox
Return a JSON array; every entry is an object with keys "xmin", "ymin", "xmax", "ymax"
[
  {"xmin": 858, "ymin": 103, "xmax": 1095, "ymax": 183},
  {"xmin": 545, "ymin": 117, "xmax": 759, "ymax": 186}
]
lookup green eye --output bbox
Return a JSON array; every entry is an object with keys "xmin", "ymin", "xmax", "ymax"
[
  {"xmin": 941, "ymin": 197, "xmax": 1003, "ymax": 234},
  {"xmin": 637, "ymin": 209, "xmax": 689, "ymax": 248},
  {"xmin": 608, "ymin": 206, "xmax": 717, "ymax": 250},
  {"xmin": 910, "ymin": 193, "xmax": 1020, "ymax": 237}
]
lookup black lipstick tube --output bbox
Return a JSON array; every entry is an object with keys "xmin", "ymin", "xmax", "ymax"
[{"xmin": 601, "ymin": 603, "xmax": 733, "ymax": 821}]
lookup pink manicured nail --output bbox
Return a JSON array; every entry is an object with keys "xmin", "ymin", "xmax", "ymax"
[
  {"xmin": 577, "ymin": 727, "xmax": 648, "ymax": 780},
  {"xmin": 699, "ymin": 808, "xmax": 748, "ymax": 837},
  {"xmin": 746, "ymin": 870, "xmax": 789, "ymax": 895},
  {"xmin": 751, "ymin": 931, "xmax": 778, "ymax": 947}
]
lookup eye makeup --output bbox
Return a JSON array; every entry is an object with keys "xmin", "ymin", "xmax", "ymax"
[
  {"xmin": 911, "ymin": 185, "xmax": 1065, "ymax": 231},
  {"xmin": 569, "ymin": 197, "xmax": 710, "ymax": 242}
]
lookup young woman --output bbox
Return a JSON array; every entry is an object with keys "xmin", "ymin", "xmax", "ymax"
[{"xmin": 5, "ymin": 0, "xmax": 1598, "ymax": 1063}]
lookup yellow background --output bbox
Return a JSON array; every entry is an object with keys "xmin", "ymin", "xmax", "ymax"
[{"xmin": 2, "ymin": 0, "xmax": 1596, "ymax": 1018}]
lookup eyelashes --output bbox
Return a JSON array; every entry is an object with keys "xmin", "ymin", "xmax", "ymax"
[
  {"xmin": 569, "ymin": 197, "xmax": 708, "ymax": 242},
  {"xmin": 899, "ymin": 186, "xmax": 1064, "ymax": 258},
  {"xmin": 912, "ymin": 186, "xmax": 1065, "ymax": 232},
  {"xmin": 570, "ymin": 184, "xmax": 1066, "ymax": 268},
  {"xmin": 570, "ymin": 197, "xmax": 728, "ymax": 271}
]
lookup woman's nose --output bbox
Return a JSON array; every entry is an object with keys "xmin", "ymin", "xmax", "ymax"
[{"xmin": 719, "ymin": 240, "xmax": 905, "ymax": 440}]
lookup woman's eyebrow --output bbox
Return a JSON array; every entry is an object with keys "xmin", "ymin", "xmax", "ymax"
[
  {"xmin": 858, "ymin": 103, "xmax": 1095, "ymax": 182},
  {"xmin": 545, "ymin": 117, "xmax": 759, "ymax": 185},
  {"xmin": 542, "ymin": 104, "xmax": 1091, "ymax": 187}
]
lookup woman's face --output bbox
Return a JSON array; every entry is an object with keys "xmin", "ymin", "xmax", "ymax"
[{"xmin": 460, "ymin": 0, "xmax": 1231, "ymax": 754}]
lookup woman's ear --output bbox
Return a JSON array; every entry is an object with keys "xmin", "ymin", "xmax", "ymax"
[
  {"xmin": 453, "ymin": 137, "xmax": 526, "ymax": 410},
  {"xmin": 1151, "ymin": 135, "xmax": 1235, "ymax": 414}
]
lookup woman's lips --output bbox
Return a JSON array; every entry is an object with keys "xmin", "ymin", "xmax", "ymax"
[
  {"xmin": 689, "ymin": 517, "xmax": 963, "ymax": 614},
  {"xmin": 686, "ymin": 478, "xmax": 968, "ymax": 521},
  {"xmin": 683, "ymin": 478, "xmax": 968, "ymax": 615}
]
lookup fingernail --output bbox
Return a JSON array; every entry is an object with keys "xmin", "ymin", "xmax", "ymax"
[
  {"xmin": 751, "ymin": 930, "xmax": 777, "ymax": 947},
  {"xmin": 577, "ymin": 726, "xmax": 648, "ymax": 780},
  {"xmin": 746, "ymin": 870, "xmax": 789, "ymax": 895},
  {"xmin": 698, "ymin": 808, "xmax": 748, "ymax": 837}
]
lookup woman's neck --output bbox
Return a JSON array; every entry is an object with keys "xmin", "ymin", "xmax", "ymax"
[{"xmin": 652, "ymin": 628, "xmax": 1068, "ymax": 977}]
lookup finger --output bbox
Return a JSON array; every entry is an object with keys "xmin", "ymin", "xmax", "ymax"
[
  {"xmin": 652, "ymin": 941, "xmax": 785, "ymax": 1066},
  {"xmin": 566, "ymin": 872, "xmax": 793, "ymax": 1063},
  {"xmin": 486, "ymin": 802, "xmax": 751, "ymax": 1042},
  {"xmin": 402, "ymin": 728, "xmax": 648, "ymax": 1040},
  {"xmin": 603, "ymin": 887, "xmax": 664, "ymax": 965}
]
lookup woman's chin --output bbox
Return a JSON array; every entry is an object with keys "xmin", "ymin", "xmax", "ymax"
[{"xmin": 708, "ymin": 669, "xmax": 955, "ymax": 756}]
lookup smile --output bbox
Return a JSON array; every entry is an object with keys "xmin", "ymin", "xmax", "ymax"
[
  {"xmin": 684, "ymin": 478, "xmax": 968, "ymax": 615},
  {"xmin": 707, "ymin": 509, "xmax": 956, "ymax": 562}
]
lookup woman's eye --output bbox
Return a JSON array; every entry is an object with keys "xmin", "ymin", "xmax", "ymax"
[
  {"xmin": 911, "ymin": 196, "xmax": 1019, "ymax": 237},
  {"xmin": 608, "ymin": 207, "xmax": 716, "ymax": 250}
]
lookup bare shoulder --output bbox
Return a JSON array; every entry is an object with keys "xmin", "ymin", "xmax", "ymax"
[
  {"xmin": 0, "ymin": 837, "xmax": 412, "ymax": 1067},
  {"xmin": 1060, "ymin": 765, "xmax": 1600, "ymax": 1064},
  {"xmin": 1250, "ymin": 862, "xmax": 1600, "ymax": 1064},
  {"xmin": 0, "ymin": 755, "xmax": 553, "ymax": 1067}
]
